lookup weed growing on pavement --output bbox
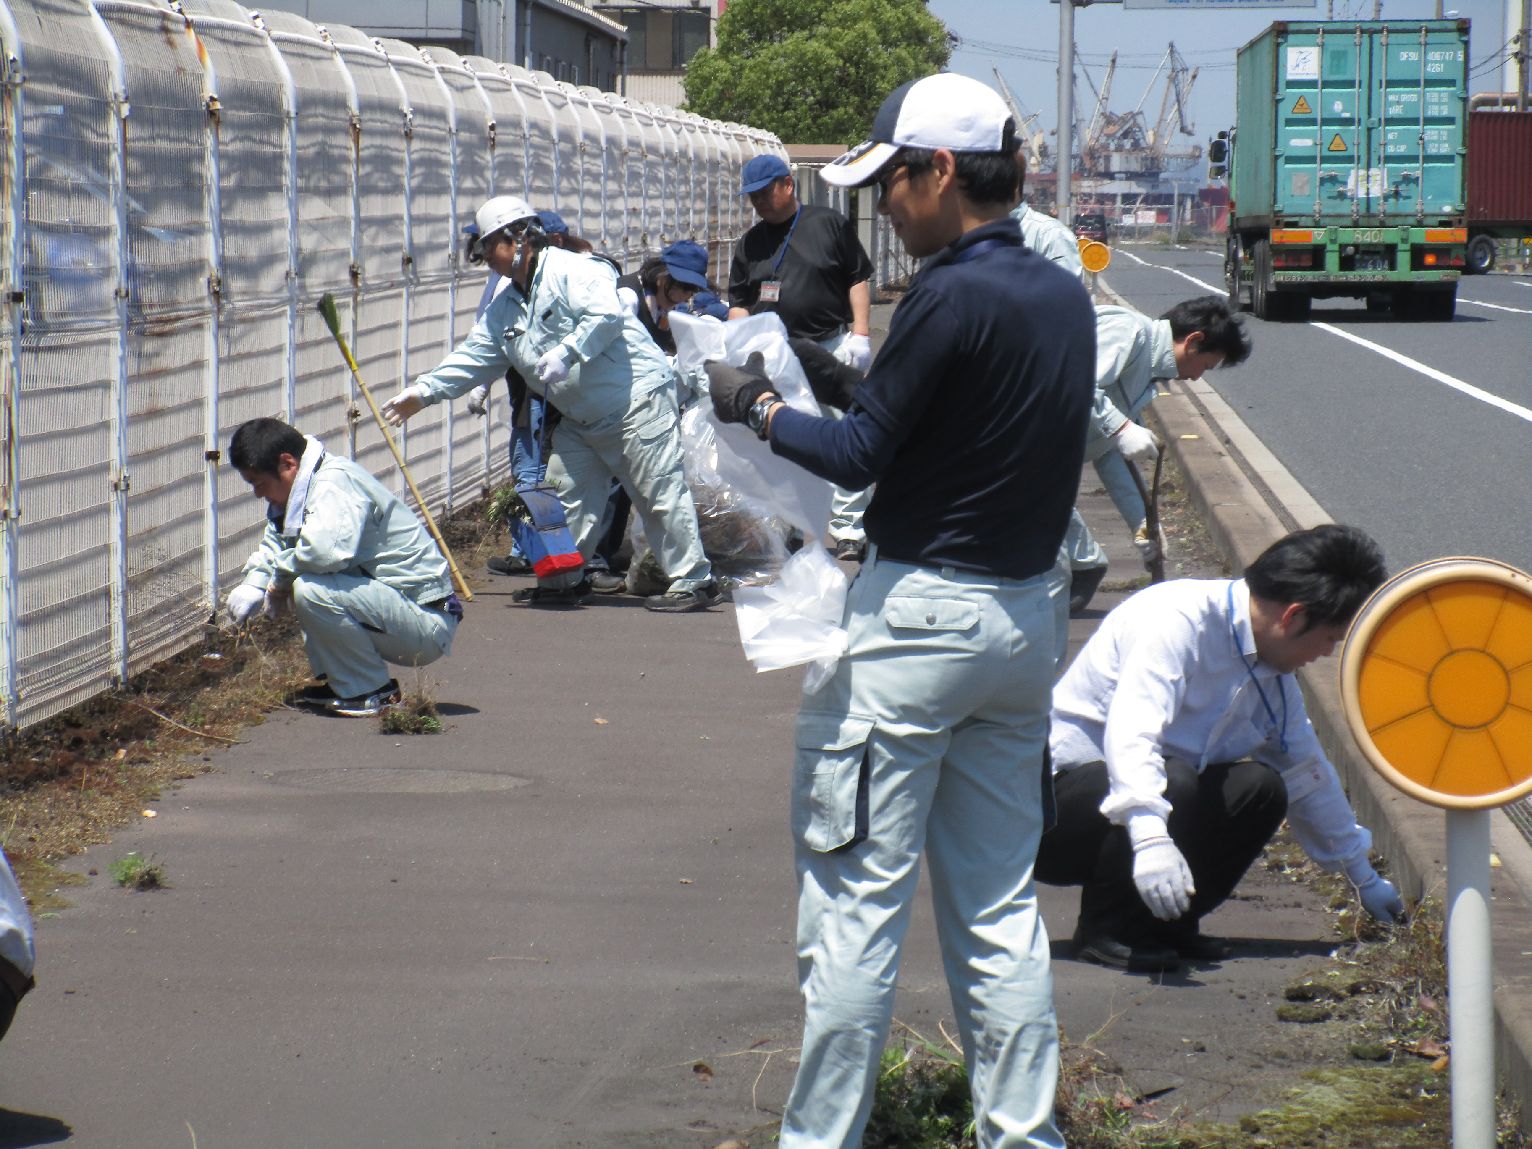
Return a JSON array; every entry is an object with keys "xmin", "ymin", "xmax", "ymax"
[
  {"xmin": 107, "ymin": 851, "xmax": 166, "ymax": 890},
  {"xmin": 863, "ymin": 1022, "xmax": 974, "ymax": 1149},
  {"xmin": 378, "ymin": 675, "xmax": 443, "ymax": 735}
]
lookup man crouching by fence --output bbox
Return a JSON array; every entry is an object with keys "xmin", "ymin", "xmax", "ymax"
[{"xmin": 224, "ymin": 417, "xmax": 462, "ymax": 717}]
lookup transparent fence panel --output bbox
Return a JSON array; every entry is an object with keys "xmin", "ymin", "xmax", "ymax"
[
  {"xmin": 509, "ymin": 66, "xmax": 557, "ymax": 222},
  {"xmin": 93, "ymin": 0, "xmax": 215, "ymax": 674},
  {"xmin": 375, "ymin": 37, "xmax": 453, "ymax": 510},
  {"xmin": 556, "ymin": 83, "xmax": 602, "ymax": 251},
  {"xmin": 325, "ymin": 26, "xmax": 407, "ymax": 488},
  {"xmin": 8, "ymin": 0, "xmax": 123, "ymax": 725},
  {"xmin": 626, "ymin": 99, "xmax": 663, "ymax": 258},
  {"xmin": 593, "ymin": 93, "xmax": 638, "ymax": 268},
  {"xmin": 534, "ymin": 74, "xmax": 581, "ymax": 233},
  {"xmin": 428, "ymin": 47, "xmax": 497, "ymax": 502},
  {"xmin": 263, "ymin": 11, "xmax": 358, "ymax": 448},
  {"xmin": 182, "ymin": 0, "xmax": 305, "ymax": 589}
]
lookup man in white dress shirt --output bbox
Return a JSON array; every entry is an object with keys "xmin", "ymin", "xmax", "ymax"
[{"xmin": 1037, "ymin": 524, "xmax": 1406, "ymax": 971}]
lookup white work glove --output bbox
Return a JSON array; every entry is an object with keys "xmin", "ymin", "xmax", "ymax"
[
  {"xmin": 380, "ymin": 382, "xmax": 430, "ymax": 427},
  {"xmin": 225, "ymin": 584, "xmax": 267, "ymax": 626},
  {"xmin": 1128, "ymin": 815, "xmax": 1194, "ymax": 921},
  {"xmin": 835, "ymin": 333, "xmax": 873, "ymax": 374},
  {"xmin": 536, "ymin": 345, "xmax": 571, "ymax": 385},
  {"xmin": 1133, "ymin": 520, "xmax": 1167, "ymax": 564},
  {"xmin": 465, "ymin": 385, "xmax": 490, "ymax": 417},
  {"xmin": 616, "ymin": 285, "xmax": 641, "ymax": 316},
  {"xmin": 1345, "ymin": 855, "xmax": 1407, "ymax": 923},
  {"xmin": 1114, "ymin": 420, "xmax": 1161, "ymax": 466}
]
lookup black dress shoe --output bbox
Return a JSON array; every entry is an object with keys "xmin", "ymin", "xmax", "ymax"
[
  {"xmin": 1167, "ymin": 933, "xmax": 1236, "ymax": 962},
  {"xmin": 1073, "ymin": 933, "xmax": 1181, "ymax": 973},
  {"xmin": 511, "ymin": 579, "xmax": 592, "ymax": 607},
  {"xmin": 1069, "ymin": 565, "xmax": 1108, "ymax": 614}
]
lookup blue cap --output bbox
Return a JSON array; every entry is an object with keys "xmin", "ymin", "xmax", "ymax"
[
  {"xmin": 536, "ymin": 209, "xmax": 569, "ymax": 235},
  {"xmin": 660, "ymin": 240, "xmax": 710, "ymax": 289},
  {"xmin": 739, "ymin": 154, "xmax": 790, "ymax": 195}
]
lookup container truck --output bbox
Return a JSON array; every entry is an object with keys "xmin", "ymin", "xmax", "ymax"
[
  {"xmin": 1465, "ymin": 108, "xmax": 1532, "ymax": 274},
  {"xmin": 1212, "ymin": 20, "xmax": 1469, "ymax": 322}
]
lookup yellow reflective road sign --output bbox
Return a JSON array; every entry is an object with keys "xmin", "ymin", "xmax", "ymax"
[
  {"xmin": 1080, "ymin": 241, "xmax": 1111, "ymax": 273},
  {"xmin": 1340, "ymin": 557, "xmax": 1532, "ymax": 809}
]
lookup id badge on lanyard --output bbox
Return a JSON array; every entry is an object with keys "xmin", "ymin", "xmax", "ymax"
[{"xmin": 759, "ymin": 208, "xmax": 799, "ymax": 308}]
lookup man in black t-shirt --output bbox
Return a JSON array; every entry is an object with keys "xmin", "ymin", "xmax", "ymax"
[{"xmin": 728, "ymin": 154, "xmax": 875, "ymax": 561}]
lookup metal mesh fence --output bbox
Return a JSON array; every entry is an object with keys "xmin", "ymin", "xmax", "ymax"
[{"xmin": 0, "ymin": 0, "xmax": 827, "ymax": 729}]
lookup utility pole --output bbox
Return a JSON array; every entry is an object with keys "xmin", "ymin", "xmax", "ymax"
[
  {"xmin": 1057, "ymin": 0, "xmax": 1075, "ymax": 225},
  {"xmin": 1521, "ymin": 0, "xmax": 1531, "ymax": 112}
]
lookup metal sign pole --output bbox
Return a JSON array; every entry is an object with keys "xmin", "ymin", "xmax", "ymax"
[{"xmin": 1446, "ymin": 808, "xmax": 1495, "ymax": 1149}]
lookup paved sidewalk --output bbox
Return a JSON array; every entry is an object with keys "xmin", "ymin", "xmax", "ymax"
[{"xmin": 0, "ymin": 296, "xmax": 1462, "ymax": 1148}]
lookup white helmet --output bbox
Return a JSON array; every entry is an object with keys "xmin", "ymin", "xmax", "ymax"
[{"xmin": 470, "ymin": 195, "xmax": 538, "ymax": 256}]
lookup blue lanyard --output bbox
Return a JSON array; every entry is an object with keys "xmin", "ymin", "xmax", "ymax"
[
  {"xmin": 1227, "ymin": 582, "xmax": 1288, "ymax": 754},
  {"xmin": 770, "ymin": 207, "xmax": 802, "ymax": 276}
]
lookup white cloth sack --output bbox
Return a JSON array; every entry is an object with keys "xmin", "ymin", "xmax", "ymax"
[{"xmin": 669, "ymin": 312, "xmax": 849, "ymax": 688}]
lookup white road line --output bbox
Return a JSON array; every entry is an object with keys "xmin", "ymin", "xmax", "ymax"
[
  {"xmin": 1311, "ymin": 322, "xmax": 1532, "ymax": 424},
  {"xmin": 1117, "ymin": 248, "xmax": 1222, "ymax": 294},
  {"xmin": 1121, "ymin": 251, "xmax": 1532, "ymax": 424},
  {"xmin": 1459, "ymin": 297, "xmax": 1532, "ymax": 315}
]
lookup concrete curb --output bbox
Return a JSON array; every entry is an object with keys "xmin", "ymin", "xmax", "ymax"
[{"xmin": 1101, "ymin": 275, "xmax": 1532, "ymax": 1125}]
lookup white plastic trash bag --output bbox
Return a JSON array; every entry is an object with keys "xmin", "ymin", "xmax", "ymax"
[
  {"xmin": 669, "ymin": 311, "xmax": 850, "ymax": 686},
  {"xmin": 732, "ymin": 545, "xmax": 850, "ymax": 694},
  {"xmin": 670, "ymin": 311, "xmax": 832, "ymax": 540}
]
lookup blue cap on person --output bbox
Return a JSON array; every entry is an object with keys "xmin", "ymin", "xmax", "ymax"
[
  {"xmin": 536, "ymin": 209, "xmax": 570, "ymax": 235},
  {"xmin": 739, "ymin": 154, "xmax": 790, "ymax": 195},
  {"xmin": 821, "ymin": 73, "xmax": 1014, "ymax": 189},
  {"xmin": 660, "ymin": 240, "xmax": 710, "ymax": 289}
]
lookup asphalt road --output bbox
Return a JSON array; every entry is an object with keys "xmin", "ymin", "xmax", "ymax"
[{"xmin": 1102, "ymin": 247, "xmax": 1532, "ymax": 576}]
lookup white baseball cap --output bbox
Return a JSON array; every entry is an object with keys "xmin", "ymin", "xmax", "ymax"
[{"xmin": 821, "ymin": 73, "xmax": 1015, "ymax": 189}]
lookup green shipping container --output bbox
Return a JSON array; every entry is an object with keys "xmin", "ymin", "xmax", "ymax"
[{"xmin": 1232, "ymin": 20, "xmax": 1468, "ymax": 226}]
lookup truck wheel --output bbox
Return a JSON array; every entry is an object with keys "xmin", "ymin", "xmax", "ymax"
[
  {"xmin": 1423, "ymin": 290, "xmax": 1456, "ymax": 321},
  {"xmin": 1465, "ymin": 235, "xmax": 1496, "ymax": 275},
  {"xmin": 1251, "ymin": 239, "xmax": 1273, "ymax": 320},
  {"xmin": 1226, "ymin": 237, "xmax": 1246, "ymax": 311},
  {"xmin": 1282, "ymin": 293, "xmax": 1312, "ymax": 322}
]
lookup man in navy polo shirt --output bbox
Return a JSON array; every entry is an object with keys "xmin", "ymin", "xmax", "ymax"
[{"xmin": 707, "ymin": 73, "xmax": 1095, "ymax": 1149}]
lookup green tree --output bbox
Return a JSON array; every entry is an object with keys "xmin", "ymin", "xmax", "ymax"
[{"xmin": 682, "ymin": 0, "xmax": 951, "ymax": 144}]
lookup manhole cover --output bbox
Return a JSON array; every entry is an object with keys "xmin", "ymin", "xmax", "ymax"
[{"xmin": 266, "ymin": 768, "xmax": 532, "ymax": 794}]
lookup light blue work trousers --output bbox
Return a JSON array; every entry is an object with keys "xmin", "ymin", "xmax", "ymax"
[
  {"xmin": 291, "ymin": 572, "xmax": 457, "ymax": 698},
  {"xmin": 544, "ymin": 386, "xmax": 711, "ymax": 592},
  {"xmin": 781, "ymin": 549, "xmax": 1065, "ymax": 1149},
  {"xmin": 817, "ymin": 330, "xmax": 870, "ymax": 546},
  {"xmin": 1067, "ymin": 450, "xmax": 1144, "ymax": 574},
  {"xmin": 1065, "ymin": 507, "xmax": 1106, "ymax": 572}
]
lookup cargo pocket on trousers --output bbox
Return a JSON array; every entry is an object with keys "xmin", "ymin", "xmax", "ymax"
[
  {"xmin": 884, "ymin": 596, "xmax": 979, "ymax": 635},
  {"xmin": 793, "ymin": 713, "xmax": 875, "ymax": 853}
]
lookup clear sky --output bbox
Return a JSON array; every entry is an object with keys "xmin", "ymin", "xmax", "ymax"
[{"xmin": 927, "ymin": 0, "xmax": 1520, "ymax": 150}]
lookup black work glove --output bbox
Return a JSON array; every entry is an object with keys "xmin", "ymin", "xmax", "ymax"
[
  {"xmin": 704, "ymin": 352, "xmax": 776, "ymax": 424},
  {"xmin": 789, "ymin": 337, "xmax": 862, "ymax": 412}
]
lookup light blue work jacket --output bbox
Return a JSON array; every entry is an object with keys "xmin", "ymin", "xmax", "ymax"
[
  {"xmin": 1085, "ymin": 306, "xmax": 1178, "ymax": 461},
  {"xmin": 413, "ymin": 246, "xmax": 674, "ymax": 426}
]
